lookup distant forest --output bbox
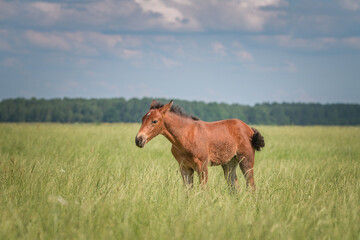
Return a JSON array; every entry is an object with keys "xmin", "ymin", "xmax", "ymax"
[{"xmin": 0, "ymin": 97, "xmax": 359, "ymax": 125}]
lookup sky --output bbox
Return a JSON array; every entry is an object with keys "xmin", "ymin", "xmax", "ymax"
[{"xmin": 0, "ymin": 0, "xmax": 360, "ymax": 105}]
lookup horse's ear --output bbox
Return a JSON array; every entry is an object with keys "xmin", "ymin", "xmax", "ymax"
[
  {"xmin": 150, "ymin": 99, "xmax": 158, "ymax": 109},
  {"xmin": 160, "ymin": 100, "xmax": 173, "ymax": 114}
]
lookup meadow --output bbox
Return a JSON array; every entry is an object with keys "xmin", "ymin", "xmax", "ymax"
[{"xmin": 0, "ymin": 123, "xmax": 359, "ymax": 239}]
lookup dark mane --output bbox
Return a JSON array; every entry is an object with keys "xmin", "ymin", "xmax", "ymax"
[{"xmin": 150, "ymin": 102, "xmax": 199, "ymax": 121}]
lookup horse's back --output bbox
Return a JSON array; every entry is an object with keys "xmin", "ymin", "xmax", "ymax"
[
  {"xmin": 202, "ymin": 119, "xmax": 253, "ymax": 165},
  {"xmin": 204, "ymin": 119, "xmax": 253, "ymax": 139}
]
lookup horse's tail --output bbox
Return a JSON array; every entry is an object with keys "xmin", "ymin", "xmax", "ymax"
[{"xmin": 251, "ymin": 128, "xmax": 265, "ymax": 151}]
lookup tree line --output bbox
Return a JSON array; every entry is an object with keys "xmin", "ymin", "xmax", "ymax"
[{"xmin": 0, "ymin": 97, "xmax": 359, "ymax": 125}]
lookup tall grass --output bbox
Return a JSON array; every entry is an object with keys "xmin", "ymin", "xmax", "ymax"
[{"xmin": 0, "ymin": 123, "xmax": 359, "ymax": 239}]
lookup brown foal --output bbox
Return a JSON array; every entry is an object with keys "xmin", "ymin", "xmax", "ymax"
[{"xmin": 135, "ymin": 100, "xmax": 265, "ymax": 190}]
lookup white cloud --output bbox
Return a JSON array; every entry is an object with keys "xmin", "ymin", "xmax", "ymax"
[
  {"xmin": 30, "ymin": 2, "xmax": 63, "ymax": 21},
  {"xmin": 84, "ymin": 0, "xmax": 137, "ymax": 18},
  {"xmin": 0, "ymin": 0, "xmax": 286, "ymax": 32},
  {"xmin": 343, "ymin": 37, "xmax": 360, "ymax": 48},
  {"xmin": 253, "ymin": 35, "xmax": 338, "ymax": 50},
  {"xmin": 191, "ymin": 0, "xmax": 287, "ymax": 32},
  {"xmin": 231, "ymin": 41, "xmax": 254, "ymax": 63},
  {"xmin": 0, "ymin": 0, "xmax": 17, "ymax": 20},
  {"xmin": 24, "ymin": 30, "xmax": 141, "ymax": 59},
  {"xmin": 253, "ymin": 34, "xmax": 360, "ymax": 50},
  {"xmin": 74, "ymin": 32, "xmax": 122, "ymax": 48},
  {"xmin": 212, "ymin": 41, "xmax": 254, "ymax": 63},
  {"xmin": 22, "ymin": 1, "xmax": 79, "ymax": 27},
  {"xmin": 0, "ymin": 0, "xmax": 139, "ymax": 29},
  {"xmin": 212, "ymin": 42, "xmax": 226, "ymax": 56},
  {"xmin": 232, "ymin": 41, "xmax": 243, "ymax": 48},
  {"xmin": 340, "ymin": 0, "xmax": 360, "ymax": 11},
  {"xmin": 172, "ymin": 0, "xmax": 193, "ymax": 6},
  {"xmin": 77, "ymin": 58, "xmax": 92, "ymax": 66},
  {"xmin": 235, "ymin": 50, "xmax": 254, "ymax": 62},
  {"xmin": 135, "ymin": 0, "xmax": 183, "ymax": 24},
  {"xmin": 134, "ymin": 0, "xmax": 200, "ymax": 30},
  {"xmin": 121, "ymin": 49, "xmax": 143, "ymax": 59},
  {"xmin": 162, "ymin": 57, "xmax": 181, "ymax": 67},
  {"xmin": 26, "ymin": 30, "xmax": 71, "ymax": 51}
]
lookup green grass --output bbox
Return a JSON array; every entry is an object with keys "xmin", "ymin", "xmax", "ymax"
[{"xmin": 0, "ymin": 123, "xmax": 359, "ymax": 239}]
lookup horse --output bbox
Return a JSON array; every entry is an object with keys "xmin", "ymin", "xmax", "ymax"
[{"xmin": 135, "ymin": 100, "xmax": 265, "ymax": 190}]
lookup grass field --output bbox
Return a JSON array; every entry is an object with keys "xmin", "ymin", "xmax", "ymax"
[{"xmin": 0, "ymin": 123, "xmax": 359, "ymax": 239}]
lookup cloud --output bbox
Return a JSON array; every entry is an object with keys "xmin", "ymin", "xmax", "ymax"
[
  {"xmin": 232, "ymin": 41, "xmax": 243, "ymax": 48},
  {"xmin": 0, "ymin": 0, "xmax": 139, "ymax": 29},
  {"xmin": 0, "ymin": 0, "xmax": 17, "ymax": 20},
  {"xmin": 191, "ymin": 0, "xmax": 287, "ymax": 32},
  {"xmin": 132, "ymin": 0, "xmax": 286, "ymax": 31},
  {"xmin": 340, "ymin": 0, "xmax": 360, "ymax": 11},
  {"xmin": 212, "ymin": 41, "xmax": 255, "ymax": 63},
  {"xmin": 173, "ymin": 0, "xmax": 193, "ymax": 6},
  {"xmin": 253, "ymin": 34, "xmax": 360, "ymax": 50},
  {"xmin": 162, "ymin": 57, "xmax": 181, "ymax": 67},
  {"xmin": 121, "ymin": 49, "xmax": 143, "ymax": 59},
  {"xmin": 253, "ymin": 35, "xmax": 338, "ymax": 50},
  {"xmin": 212, "ymin": 42, "xmax": 226, "ymax": 56},
  {"xmin": 83, "ymin": 0, "xmax": 135, "ymax": 16},
  {"xmin": 134, "ymin": 0, "xmax": 200, "ymax": 30},
  {"xmin": 24, "ymin": 30, "xmax": 143, "ymax": 59},
  {"xmin": 26, "ymin": 30, "xmax": 71, "ymax": 51},
  {"xmin": 0, "ymin": 1, "xmax": 79, "ymax": 27},
  {"xmin": 0, "ymin": 0, "xmax": 286, "ymax": 32},
  {"xmin": 235, "ymin": 50, "xmax": 254, "ymax": 62},
  {"xmin": 343, "ymin": 37, "xmax": 360, "ymax": 48},
  {"xmin": 30, "ymin": 2, "xmax": 63, "ymax": 22},
  {"xmin": 231, "ymin": 41, "xmax": 254, "ymax": 63}
]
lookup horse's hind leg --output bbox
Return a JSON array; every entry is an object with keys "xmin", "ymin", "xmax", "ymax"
[
  {"xmin": 180, "ymin": 166, "xmax": 194, "ymax": 188},
  {"xmin": 221, "ymin": 157, "xmax": 238, "ymax": 191},
  {"xmin": 238, "ymin": 153, "xmax": 256, "ymax": 191}
]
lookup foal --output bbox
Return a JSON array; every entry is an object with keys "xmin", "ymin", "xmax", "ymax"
[{"xmin": 135, "ymin": 100, "xmax": 265, "ymax": 190}]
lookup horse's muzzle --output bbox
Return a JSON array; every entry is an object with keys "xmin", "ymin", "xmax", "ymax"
[{"xmin": 135, "ymin": 135, "xmax": 146, "ymax": 148}]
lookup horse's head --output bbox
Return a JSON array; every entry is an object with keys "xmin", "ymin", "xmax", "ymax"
[{"xmin": 135, "ymin": 100, "xmax": 173, "ymax": 148}]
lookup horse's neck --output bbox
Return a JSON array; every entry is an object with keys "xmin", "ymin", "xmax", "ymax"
[{"xmin": 162, "ymin": 113, "xmax": 192, "ymax": 147}]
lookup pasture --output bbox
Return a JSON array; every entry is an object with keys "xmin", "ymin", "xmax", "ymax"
[{"xmin": 0, "ymin": 123, "xmax": 359, "ymax": 239}]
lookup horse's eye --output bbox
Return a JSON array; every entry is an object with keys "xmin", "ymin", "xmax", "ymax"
[{"xmin": 152, "ymin": 120, "xmax": 158, "ymax": 124}]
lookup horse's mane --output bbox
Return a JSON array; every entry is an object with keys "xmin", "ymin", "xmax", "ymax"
[{"xmin": 150, "ymin": 102, "xmax": 199, "ymax": 121}]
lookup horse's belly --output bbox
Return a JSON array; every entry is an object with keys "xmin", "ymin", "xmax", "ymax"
[{"xmin": 208, "ymin": 141, "xmax": 237, "ymax": 166}]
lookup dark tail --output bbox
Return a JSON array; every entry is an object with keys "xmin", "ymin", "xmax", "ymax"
[{"xmin": 251, "ymin": 128, "xmax": 265, "ymax": 151}]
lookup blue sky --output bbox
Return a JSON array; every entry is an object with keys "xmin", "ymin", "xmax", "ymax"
[{"xmin": 0, "ymin": 0, "xmax": 359, "ymax": 105}]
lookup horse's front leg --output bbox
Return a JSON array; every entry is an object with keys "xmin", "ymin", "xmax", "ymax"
[
  {"xmin": 180, "ymin": 166, "xmax": 194, "ymax": 188},
  {"xmin": 199, "ymin": 167, "xmax": 208, "ymax": 185},
  {"xmin": 195, "ymin": 159, "xmax": 208, "ymax": 186}
]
